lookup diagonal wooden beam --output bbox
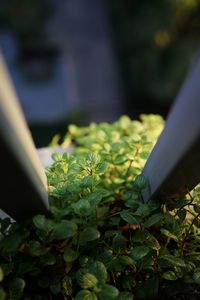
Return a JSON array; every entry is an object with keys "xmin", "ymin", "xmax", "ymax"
[
  {"xmin": 142, "ymin": 54, "xmax": 200, "ymax": 202},
  {"xmin": 0, "ymin": 52, "xmax": 49, "ymax": 220}
]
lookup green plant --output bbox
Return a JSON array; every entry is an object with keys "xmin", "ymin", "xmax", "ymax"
[{"xmin": 1, "ymin": 115, "xmax": 200, "ymax": 299}]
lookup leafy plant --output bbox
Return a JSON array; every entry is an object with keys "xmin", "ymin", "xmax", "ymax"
[{"xmin": 1, "ymin": 115, "xmax": 200, "ymax": 299}]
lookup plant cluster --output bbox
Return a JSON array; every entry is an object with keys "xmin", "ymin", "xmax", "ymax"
[{"xmin": 0, "ymin": 115, "xmax": 200, "ymax": 300}]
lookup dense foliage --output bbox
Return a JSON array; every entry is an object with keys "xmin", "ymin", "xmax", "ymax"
[{"xmin": 1, "ymin": 115, "xmax": 200, "ymax": 299}]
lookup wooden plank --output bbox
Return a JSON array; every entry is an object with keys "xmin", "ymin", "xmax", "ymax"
[
  {"xmin": 142, "ymin": 54, "xmax": 200, "ymax": 202},
  {"xmin": 0, "ymin": 52, "xmax": 49, "ymax": 220}
]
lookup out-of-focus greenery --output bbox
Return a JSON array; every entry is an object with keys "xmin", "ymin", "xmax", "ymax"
[
  {"xmin": 108, "ymin": 0, "xmax": 200, "ymax": 114},
  {"xmin": 0, "ymin": 0, "xmax": 51, "ymax": 50}
]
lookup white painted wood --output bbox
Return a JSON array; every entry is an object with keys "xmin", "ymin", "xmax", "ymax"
[
  {"xmin": 142, "ymin": 54, "xmax": 200, "ymax": 201},
  {"xmin": 0, "ymin": 52, "xmax": 49, "ymax": 219}
]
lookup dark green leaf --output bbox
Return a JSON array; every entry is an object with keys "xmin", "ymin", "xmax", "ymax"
[
  {"xmin": 120, "ymin": 211, "xmax": 138, "ymax": 224},
  {"xmin": 194, "ymin": 204, "xmax": 200, "ymax": 214},
  {"xmin": 9, "ymin": 278, "xmax": 25, "ymax": 300},
  {"xmin": 95, "ymin": 162, "xmax": 109, "ymax": 174},
  {"xmin": 114, "ymin": 155, "xmax": 126, "ymax": 164},
  {"xmin": 144, "ymin": 213, "xmax": 163, "ymax": 228},
  {"xmin": 112, "ymin": 234, "xmax": 127, "ymax": 252},
  {"xmin": 28, "ymin": 240, "xmax": 47, "ymax": 256},
  {"xmin": 99, "ymin": 284, "xmax": 119, "ymax": 300},
  {"xmin": 50, "ymin": 283, "xmax": 61, "ymax": 295},
  {"xmin": 72, "ymin": 199, "xmax": 91, "ymax": 215},
  {"xmin": 133, "ymin": 175, "xmax": 147, "ymax": 191},
  {"xmin": 135, "ymin": 204, "xmax": 151, "ymax": 217},
  {"xmin": 162, "ymin": 271, "xmax": 177, "ymax": 280},
  {"xmin": 159, "ymin": 255, "xmax": 186, "ymax": 267},
  {"xmin": 79, "ymin": 227, "xmax": 100, "ymax": 244},
  {"xmin": 33, "ymin": 215, "xmax": 53, "ymax": 231},
  {"xmin": 118, "ymin": 292, "xmax": 134, "ymax": 300},
  {"xmin": 0, "ymin": 233, "xmax": 22, "ymax": 253},
  {"xmin": 131, "ymin": 246, "xmax": 150, "ymax": 260},
  {"xmin": 75, "ymin": 290, "xmax": 97, "ymax": 300},
  {"xmin": 90, "ymin": 261, "xmax": 107, "ymax": 283},
  {"xmin": 40, "ymin": 253, "xmax": 56, "ymax": 266},
  {"xmin": 118, "ymin": 255, "xmax": 136, "ymax": 266},
  {"xmin": 177, "ymin": 209, "xmax": 187, "ymax": 221},
  {"xmin": 64, "ymin": 249, "xmax": 78, "ymax": 262},
  {"xmin": 52, "ymin": 220, "xmax": 78, "ymax": 240},
  {"xmin": 193, "ymin": 268, "xmax": 200, "ymax": 284}
]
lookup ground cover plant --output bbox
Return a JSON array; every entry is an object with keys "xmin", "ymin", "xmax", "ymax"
[{"xmin": 0, "ymin": 115, "xmax": 200, "ymax": 299}]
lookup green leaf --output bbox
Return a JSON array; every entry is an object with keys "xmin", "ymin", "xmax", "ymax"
[
  {"xmin": 118, "ymin": 292, "xmax": 134, "ymax": 300},
  {"xmin": 145, "ymin": 235, "xmax": 160, "ymax": 251},
  {"xmin": 131, "ymin": 246, "xmax": 150, "ymax": 260},
  {"xmin": 79, "ymin": 227, "xmax": 100, "ymax": 244},
  {"xmin": 144, "ymin": 212, "xmax": 163, "ymax": 228},
  {"xmin": 87, "ymin": 153, "xmax": 101, "ymax": 165},
  {"xmin": 9, "ymin": 278, "xmax": 25, "ymax": 299},
  {"xmin": 52, "ymin": 220, "xmax": 78, "ymax": 240},
  {"xmin": 193, "ymin": 268, "xmax": 200, "ymax": 284},
  {"xmin": 75, "ymin": 290, "xmax": 97, "ymax": 300},
  {"xmin": 89, "ymin": 261, "xmax": 107, "ymax": 283},
  {"xmin": 194, "ymin": 204, "xmax": 200, "ymax": 214},
  {"xmin": 95, "ymin": 162, "xmax": 109, "ymax": 174},
  {"xmin": 33, "ymin": 215, "xmax": 53, "ymax": 231},
  {"xmin": 98, "ymin": 251, "xmax": 113, "ymax": 267},
  {"xmin": 111, "ymin": 143, "xmax": 121, "ymax": 153},
  {"xmin": 0, "ymin": 267, "xmax": 3, "ymax": 282},
  {"xmin": 159, "ymin": 255, "xmax": 186, "ymax": 267},
  {"xmin": 119, "ymin": 115, "xmax": 131, "ymax": 129},
  {"xmin": 177, "ymin": 209, "xmax": 187, "ymax": 221},
  {"xmin": 0, "ymin": 288, "xmax": 6, "ymax": 300},
  {"xmin": 133, "ymin": 175, "xmax": 147, "ymax": 191},
  {"xmin": 162, "ymin": 271, "xmax": 177, "ymax": 280},
  {"xmin": 139, "ymin": 151, "xmax": 150, "ymax": 160},
  {"xmin": 114, "ymin": 155, "xmax": 126, "ymax": 164},
  {"xmin": 40, "ymin": 253, "xmax": 56, "ymax": 266},
  {"xmin": 0, "ymin": 263, "xmax": 13, "ymax": 276},
  {"xmin": 0, "ymin": 233, "xmax": 22, "ymax": 253},
  {"xmin": 135, "ymin": 204, "xmax": 151, "ymax": 217},
  {"xmin": 64, "ymin": 249, "xmax": 78, "ymax": 262},
  {"xmin": 28, "ymin": 240, "xmax": 47, "ymax": 256},
  {"xmin": 118, "ymin": 255, "xmax": 136, "ymax": 266},
  {"xmin": 112, "ymin": 234, "xmax": 127, "ymax": 252},
  {"xmin": 160, "ymin": 229, "xmax": 178, "ymax": 242},
  {"xmin": 52, "ymin": 153, "xmax": 62, "ymax": 161},
  {"xmin": 76, "ymin": 269, "xmax": 98, "ymax": 289},
  {"xmin": 17, "ymin": 262, "xmax": 40, "ymax": 276},
  {"xmin": 120, "ymin": 211, "xmax": 138, "ymax": 224},
  {"xmin": 99, "ymin": 284, "xmax": 119, "ymax": 300},
  {"xmin": 50, "ymin": 283, "xmax": 61, "ymax": 295},
  {"xmin": 62, "ymin": 276, "xmax": 73, "ymax": 296},
  {"xmin": 72, "ymin": 199, "xmax": 91, "ymax": 215}
]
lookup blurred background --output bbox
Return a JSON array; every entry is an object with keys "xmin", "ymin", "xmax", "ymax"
[{"xmin": 0, "ymin": 0, "xmax": 200, "ymax": 147}]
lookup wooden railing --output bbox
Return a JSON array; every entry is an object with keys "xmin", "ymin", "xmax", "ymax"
[
  {"xmin": 142, "ymin": 54, "xmax": 200, "ymax": 202},
  {"xmin": 0, "ymin": 53, "xmax": 49, "ymax": 220}
]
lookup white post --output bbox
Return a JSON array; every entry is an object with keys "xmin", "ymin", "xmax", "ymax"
[{"xmin": 0, "ymin": 52, "xmax": 49, "ymax": 220}]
